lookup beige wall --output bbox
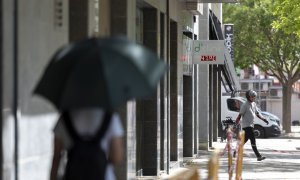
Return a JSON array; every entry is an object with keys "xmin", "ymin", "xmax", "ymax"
[
  {"xmin": 266, "ymin": 93, "xmax": 300, "ymax": 123},
  {"xmin": 169, "ymin": 1, "xmax": 182, "ymax": 22}
]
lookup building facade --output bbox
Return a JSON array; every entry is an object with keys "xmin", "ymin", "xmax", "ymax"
[{"xmin": 0, "ymin": 0, "xmax": 238, "ymax": 179}]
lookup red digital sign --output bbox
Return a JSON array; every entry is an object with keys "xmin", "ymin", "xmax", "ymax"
[{"xmin": 200, "ymin": 55, "xmax": 216, "ymax": 61}]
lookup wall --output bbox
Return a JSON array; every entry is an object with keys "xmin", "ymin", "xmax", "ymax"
[
  {"xmin": 2, "ymin": 0, "xmax": 15, "ymax": 178},
  {"xmin": 18, "ymin": 0, "xmax": 69, "ymax": 178},
  {"xmin": 291, "ymin": 93, "xmax": 300, "ymax": 122},
  {"xmin": 267, "ymin": 93, "xmax": 300, "ymax": 123},
  {"xmin": 2, "ymin": 0, "xmax": 69, "ymax": 179}
]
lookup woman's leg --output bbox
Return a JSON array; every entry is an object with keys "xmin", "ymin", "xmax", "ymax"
[
  {"xmin": 243, "ymin": 127, "xmax": 261, "ymax": 157},
  {"xmin": 242, "ymin": 127, "xmax": 249, "ymax": 144},
  {"xmin": 249, "ymin": 127, "xmax": 262, "ymax": 157}
]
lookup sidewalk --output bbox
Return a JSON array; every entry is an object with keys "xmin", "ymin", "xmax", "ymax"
[
  {"xmin": 164, "ymin": 128, "xmax": 300, "ymax": 180},
  {"xmin": 277, "ymin": 126, "xmax": 300, "ymax": 139}
]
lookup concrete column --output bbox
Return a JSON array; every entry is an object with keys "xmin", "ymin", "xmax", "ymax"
[
  {"xmin": 183, "ymin": 76, "xmax": 193, "ymax": 157},
  {"xmin": 209, "ymin": 65, "xmax": 213, "ymax": 148},
  {"xmin": 213, "ymin": 65, "xmax": 218, "ymax": 141},
  {"xmin": 136, "ymin": 8, "xmax": 161, "ymax": 176},
  {"xmin": 198, "ymin": 65, "xmax": 209, "ymax": 150},
  {"xmin": 69, "ymin": 0, "xmax": 102, "ymax": 39},
  {"xmin": 170, "ymin": 20, "xmax": 180, "ymax": 162},
  {"xmin": 193, "ymin": 65, "xmax": 198, "ymax": 154},
  {"xmin": 218, "ymin": 66, "xmax": 222, "ymax": 138},
  {"xmin": 99, "ymin": 0, "xmax": 110, "ymax": 36},
  {"xmin": 159, "ymin": 12, "xmax": 168, "ymax": 172},
  {"xmin": 110, "ymin": 0, "xmax": 127, "ymax": 36},
  {"xmin": 110, "ymin": 0, "xmax": 137, "ymax": 179},
  {"xmin": 69, "ymin": 0, "xmax": 88, "ymax": 41},
  {"xmin": 197, "ymin": 4, "xmax": 209, "ymax": 150},
  {"xmin": 110, "ymin": 0, "xmax": 136, "ymax": 39}
]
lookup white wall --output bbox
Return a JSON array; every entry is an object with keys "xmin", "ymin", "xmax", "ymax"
[
  {"xmin": 266, "ymin": 93, "xmax": 300, "ymax": 123},
  {"xmin": 18, "ymin": 0, "xmax": 69, "ymax": 177},
  {"xmin": 291, "ymin": 93, "xmax": 300, "ymax": 122},
  {"xmin": 2, "ymin": 0, "xmax": 68, "ymax": 179},
  {"xmin": 266, "ymin": 99, "xmax": 282, "ymax": 120}
]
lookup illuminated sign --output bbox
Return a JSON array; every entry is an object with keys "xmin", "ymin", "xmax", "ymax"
[
  {"xmin": 183, "ymin": 40, "xmax": 225, "ymax": 64},
  {"xmin": 201, "ymin": 55, "xmax": 217, "ymax": 61}
]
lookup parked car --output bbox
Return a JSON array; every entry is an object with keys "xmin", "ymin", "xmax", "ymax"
[
  {"xmin": 221, "ymin": 96, "xmax": 281, "ymax": 138},
  {"xmin": 260, "ymin": 111, "xmax": 282, "ymax": 129},
  {"xmin": 292, "ymin": 120, "xmax": 300, "ymax": 126}
]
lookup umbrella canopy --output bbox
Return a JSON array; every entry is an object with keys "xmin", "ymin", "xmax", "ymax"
[{"xmin": 33, "ymin": 37, "xmax": 167, "ymax": 111}]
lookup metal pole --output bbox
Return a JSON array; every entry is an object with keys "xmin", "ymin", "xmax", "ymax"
[
  {"xmin": 258, "ymin": 73, "xmax": 261, "ymax": 107},
  {"xmin": 166, "ymin": 0, "xmax": 170, "ymax": 174},
  {"xmin": 13, "ymin": 0, "xmax": 19, "ymax": 179},
  {"xmin": 0, "ymin": 0, "xmax": 3, "ymax": 179}
]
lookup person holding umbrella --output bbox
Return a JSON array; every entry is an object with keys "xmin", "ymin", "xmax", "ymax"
[
  {"xmin": 33, "ymin": 37, "xmax": 167, "ymax": 180},
  {"xmin": 50, "ymin": 108, "xmax": 124, "ymax": 180}
]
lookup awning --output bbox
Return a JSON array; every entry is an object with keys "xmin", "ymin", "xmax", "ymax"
[
  {"xmin": 223, "ymin": 49, "xmax": 241, "ymax": 92},
  {"xmin": 209, "ymin": 10, "xmax": 224, "ymax": 40},
  {"xmin": 209, "ymin": 10, "xmax": 241, "ymax": 93}
]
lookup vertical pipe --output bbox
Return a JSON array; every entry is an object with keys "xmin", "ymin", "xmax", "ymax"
[
  {"xmin": 166, "ymin": 0, "xmax": 170, "ymax": 174},
  {"xmin": 13, "ymin": 0, "xmax": 19, "ymax": 179},
  {"xmin": 0, "ymin": 0, "xmax": 3, "ymax": 179}
]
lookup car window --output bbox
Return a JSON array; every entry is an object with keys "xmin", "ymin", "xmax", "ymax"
[{"xmin": 227, "ymin": 99, "xmax": 241, "ymax": 112}]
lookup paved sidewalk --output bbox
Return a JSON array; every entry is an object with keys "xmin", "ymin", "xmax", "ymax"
[
  {"xmin": 182, "ymin": 130, "xmax": 300, "ymax": 180},
  {"xmin": 161, "ymin": 128, "xmax": 300, "ymax": 179}
]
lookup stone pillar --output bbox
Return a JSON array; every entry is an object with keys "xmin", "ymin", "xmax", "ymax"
[
  {"xmin": 136, "ymin": 8, "xmax": 161, "ymax": 176},
  {"xmin": 110, "ymin": 0, "xmax": 137, "ymax": 179},
  {"xmin": 193, "ymin": 65, "xmax": 198, "ymax": 154},
  {"xmin": 198, "ymin": 65, "xmax": 209, "ymax": 150},
  {"xmin": 218, "ymin": 66, "xmax": 222, "ymax": 138},
  {"xmin": 197, "ymin": 4, "xmax": 209, "ymax": 150},
  {"xmin": 110, "ymin": 0, "xmax": 136, "ymax": 38},
  {"xmin": 170, "ymin": 20, "xmax": 180, "ymax": 162},
  {"xmin": 183, "ymin": 76, "xmax": 193, "ymax": 157},
  {"xmin": 99, "ymin": 0, "xmax": 110, "ymax": 36},
  {"xmin": 159, "ymin": 12, "xmax": 168, "ymax": 172},
  {"xmin": 69, "ymin": 0, "xmax": 88, "ymax": 41},
  {"xmin": 213, "ymin": 65, "xmax": 218, "ymax": 141},
  {"xmin": 209, "ymin": 65, "xmax": 213, "ymax": 148}
]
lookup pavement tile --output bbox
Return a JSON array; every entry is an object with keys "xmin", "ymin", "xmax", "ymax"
[{"xmin": 160, "ymin": 129, "xmax": 300, "ymax": 180}]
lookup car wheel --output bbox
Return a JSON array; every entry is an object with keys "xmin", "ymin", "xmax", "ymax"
[{"xmin": 253, "ymin": 126, "xmax": 265, "ymax": 138}]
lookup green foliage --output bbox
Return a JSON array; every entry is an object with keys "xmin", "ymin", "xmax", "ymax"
[
  {"xmin": 223, "ymin": 0, "xmax": 300, "ymax": 84},
  {"xmin": 272, "ymin": 0, "xmax": 300, "ymax": 37}
]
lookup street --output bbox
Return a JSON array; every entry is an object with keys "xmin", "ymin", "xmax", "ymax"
[{"xmin": 183, "ymin": 127, "xmax": 300, "ymax": 180}]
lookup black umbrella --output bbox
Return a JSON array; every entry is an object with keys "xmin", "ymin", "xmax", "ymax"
[{"xmin": 33, "ymin": 37, "xmax": 167, "ymax": 111}]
